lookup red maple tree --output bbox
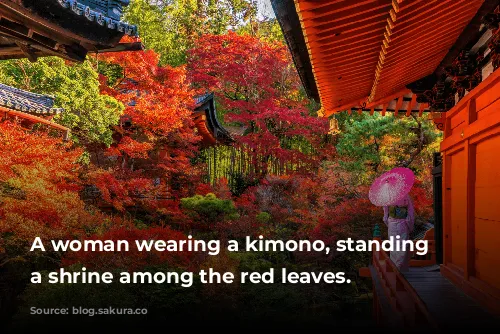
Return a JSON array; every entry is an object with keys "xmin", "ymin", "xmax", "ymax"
[
  {"xmin": 0, "ymin": 121, "xmax": 105, "ymax": 265},
  {"xmin": 94, "ymin": 48, "xmax": 206, "ymax": 212},
  {"xmin": 188, "ymin": 32, "xmax": 334, "ymax": 179}
]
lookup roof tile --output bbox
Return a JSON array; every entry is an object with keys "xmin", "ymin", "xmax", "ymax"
[{"xmin": 0, "ymin": 83, "xmax": 64, "ymax": 115}]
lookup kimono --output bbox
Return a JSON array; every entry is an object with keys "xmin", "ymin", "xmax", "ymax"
[{"xmin": 383, "ymin": 194, "xmax": 415, "ymax": 272}]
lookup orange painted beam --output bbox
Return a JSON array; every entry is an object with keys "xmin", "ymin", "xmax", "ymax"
[
  {"xmin": 381, "ymin": 103, "xmax": 388, "ymax": 116},
  {"xmin": 366, "ymin": 88, "xmax": 411, "ymax": 108},
  {"xmin": 322, "ymin": 99, "xmax": 367, "ymax": 117},
  {"xmin": 406, "ymin": 94, "xmax": 417, "ymax": 116},
  {"xmin": 394, "ymin": 96, "xmax": 404, "ymax": 117},
  {"xmin": 1, "ymin": 106, "xmax": 70, "ymax": 138},
  {"xmin": 418, "ymin": 103, "xmax": 427, "ymax": 117},
  {"xmin": 369, "ymin": 0, "xmax": 482, "ymax": 101},
  {"xmin": 296, "ymin": 0, "xmax": 391, "ymax": 21}
]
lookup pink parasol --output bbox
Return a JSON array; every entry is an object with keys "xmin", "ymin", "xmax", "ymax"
[{"xmin": 369, "ymin": 167, "xmax": 415, "ymax": 207}]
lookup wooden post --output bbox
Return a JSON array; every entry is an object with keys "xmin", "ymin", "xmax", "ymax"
[
  {"xmin": 406, "ymin": 94, "xmax": 417, "ymax": 116},
  {"xmin": 442, "ymin": 154, "xmax": 452, "ymax": 266},
  {"xmin": 373, "ymin": 288, "xmax": 380, "ymax": 324},
  {"xmin": 467, "ymin": 99, "xmax": 476, "ymax": 124},
  {"xmin": 63, "ymin": 129, "xmax": 70, "ymax": 141},
  {"xmin": 465, "ymin": 139, "xmax": 476, "ymax": 280},
  {"xmin": 394, "ymin": 97, "xmax": 403, "ymax": 117},
  {"xmin": 444, "ymin": 116, "xmax": 452, "ymax": 138},
  {"xmin": 373, "ymin": 223, "xmax": 382, "ymax": 325},
  {"xmin": 382, "ymin": 103, "xmax": 387, "ymax": 116},
  {"xmin": 464, "ymin": 98, "xmax": 476, "ymax": 280}
]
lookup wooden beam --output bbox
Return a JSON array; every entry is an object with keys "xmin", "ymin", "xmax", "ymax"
[
  {"xmin": 465, "ymin": 98, "xmax": 477, "ymax": 280},
  {"xmin": 465, "ymin": 141, "xmax": 476, "ymax": 281},
  {"xmin": 0, "ymin": 5, "xmax": 89, "ymax": 62},
  {"xmin": 0, "ymin": 1, "xmax": 100, "ymax": 47},
  {"xmin": 366, "ymin": 88, "xmax": 411, "ymax": 109},
  {"xmin": 433, "ymin": 0, "xmax": 500, "ymax": 78},
  {"xmin": 394, "ymin": 96, "xmax": 404, "ymax": 117},
  {"xmin": 0, "ymin": 106, "xmax": 70, "ymax": 138},
  {"xmin": 15, "ymin": 41, "xmax": 37, "ymax": 62},
  {"xmin": 418, "ymin": 103, "xmax": 426, "ymax": 117},
  {"xmin": 322, "ymin": 99, "xmax": 366, "ymax": 117},
  {"xmin": 96, "ymin": 42, "xmax": 145, "ymax": 54},
  {"xmin": 0, "ymin": 28, "xmax": 84, "ymax": 62},
  {"xmin": 367, "ymin": 0, "xmax": 403, "ymax": 103},
  {"xmin": 382, "ymin": 103, "xmax": 388, "ymax": 116},
  {"xmin": 0, "ymin": 45, "xmax": 22, "ymax": 55},
  {"xmin": 271, "ymin": 0, "xmax": 320, "ymax": 102},
  {"xmin": 406, "ymin": 94, "xmax": 417, "ymax": 116},
  {"xmin": 466, "ymin": 98, "xmax": 477, "ymax": 125}
]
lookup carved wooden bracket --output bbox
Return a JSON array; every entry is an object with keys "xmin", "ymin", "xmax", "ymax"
[
  {"xmin": 407, "ymin": 6, "xmax": 500, "ymax": 131},
  {"xmin": 484, "ymin": 6, "xmax": 500, "ymax": 70}
]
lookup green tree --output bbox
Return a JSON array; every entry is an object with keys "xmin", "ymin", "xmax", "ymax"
[
  {"xmin": 236, "ymin": 18, "xmax": 284, "ymax": 43},
  {"xmin": 124, "ymin": 0, "xmax": 259, "ymax": 66},
  {"xmin": 180, "ymin": 193, "xmax": 239, "ymax": 230},
  {"xmin": 0, "ymin": 57, "xmax": 123, "ymax": 146},
  {"xmin": 335, "ymin": 113, "xmax": 441, "ymax": 179}
]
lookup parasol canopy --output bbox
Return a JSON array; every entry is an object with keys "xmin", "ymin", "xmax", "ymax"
[{"xmin": 369, "ymin": 167, "xmax": 415, "ymax": 207}]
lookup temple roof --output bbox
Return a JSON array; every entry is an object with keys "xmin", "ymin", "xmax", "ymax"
[
  {"xmin": 272, "ymin": 0, "xmax": 497, "ymax": 118},
  {"xmin": 0, "ymin": 83, "xmax": 64, "ymax": 115},
  {"xmin": 0, "ymin": 0, "xmax": 141, "ymax": 62},
  {"xmin": 194, "ymin": 93, "xmax": 213, "ymax": 106},
  {"xmin": 55, "ymin": 0, "xmax": 137, "ymax": 37},
  {"xmin": 115, "ymin": 88, "xmax": 235, "ymax": 146}
]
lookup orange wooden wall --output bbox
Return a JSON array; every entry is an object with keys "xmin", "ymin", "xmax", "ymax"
[{"xmin": 441, "ymin": 69, "xmax": 500, "ymax": 314}]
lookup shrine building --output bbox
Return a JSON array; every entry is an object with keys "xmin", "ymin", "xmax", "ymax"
[{"xmin": 273, "ymin": 0, "xmax": 500, "ymax": 329}]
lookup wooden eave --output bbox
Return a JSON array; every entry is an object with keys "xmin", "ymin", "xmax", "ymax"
[
  {"xmin": 271, "ymin": 0, "xmax": 319, "ymax": 102},
  {"xmin": 318, "ymin": 89, "xmax": 430, "ymax": 118},
  {"xmin": 0, "ymin": 1, "xmax": 138, "ymax": 62},
  {"xmin": 193, "ymin": 93, "xmax": 233, "ymax": 146},
  {"xmin": 192, "ymin": 112, "xmax": 217, "ymax": 146},
  {"xmin": 273, "ymin": 0, "xmax": 491, "ymax": 118}
]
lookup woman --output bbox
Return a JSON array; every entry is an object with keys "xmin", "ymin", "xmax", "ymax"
[{"xmin": 382, "ymin": 194, "xmax": 415, "ymax": 272}]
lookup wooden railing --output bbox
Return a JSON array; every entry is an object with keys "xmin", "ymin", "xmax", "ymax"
[
  {"xmin": 1, "ymin": 107, "xmax": 70, "ymax": 140},
  {"xmin": 359, "ymin": 224, "xmax": 440, "ymax": 329},
  {"xmin": 371, "ymin": 241, "xmax": 437, "ymax": 328},
  {"xmin": 410, "ymin": 228, "xmax": 436, "ymax": 267},
  {"xmin": 370, "ymin": 235, "xmax": 438, "ymax": 329}
]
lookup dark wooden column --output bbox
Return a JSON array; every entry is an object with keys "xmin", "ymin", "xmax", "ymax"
[{"xmin": 432, "ymin": 152, "xmax": 443, "ymax": 265}]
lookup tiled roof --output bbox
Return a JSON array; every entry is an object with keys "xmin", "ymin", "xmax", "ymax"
[
  {"xmin": 0, "ymin": 83, "xmax": 64, "ymax": 115},
  {"xmin": 194, "ymin": 92, "xmax": 213, "ymax": 106},
  {"xmin": 57, "ymin": 0, "xmax": 138, "ymax": 36}
]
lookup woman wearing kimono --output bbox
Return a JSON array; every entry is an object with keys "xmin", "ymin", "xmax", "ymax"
[{"xmin": 382, "ymin": 194, "xmax": 415, "ymax": 272}]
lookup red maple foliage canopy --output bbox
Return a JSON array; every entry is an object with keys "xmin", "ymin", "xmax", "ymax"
[
  {"xmin": 188, "ymin": 32, "xmax": 334, "ymax": 178},
  {"xmin": 92, "ymin": 48, "xmax": 206, "ymax": 211}
]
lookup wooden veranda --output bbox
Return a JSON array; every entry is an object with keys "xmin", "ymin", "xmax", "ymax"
[{"xmin": 367, "ymin": 231, "xmax": 499, "ymax": 330}]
